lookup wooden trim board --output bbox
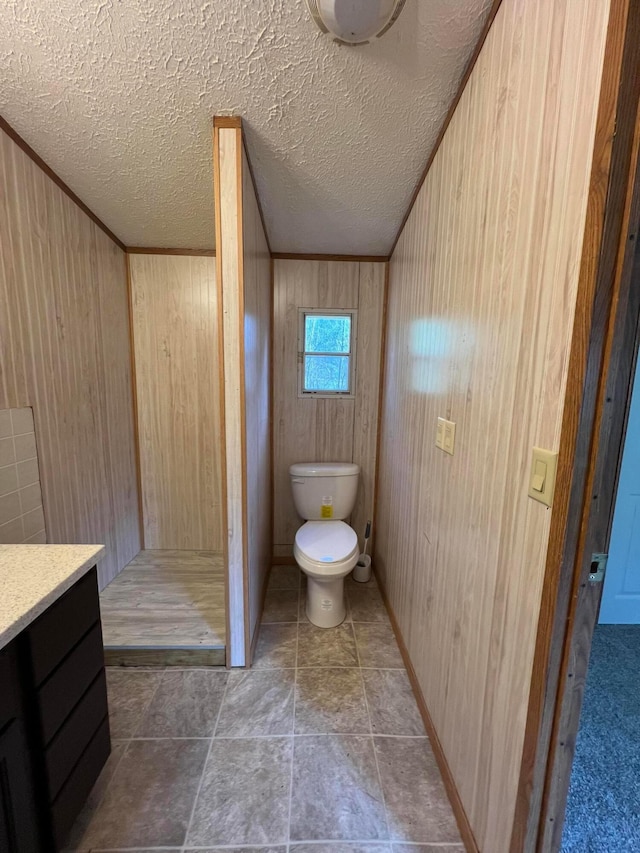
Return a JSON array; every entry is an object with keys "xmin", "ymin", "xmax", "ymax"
[
  {"xmin": 510, "ymin": 0, "xmax": 640, "ymax": 848},
  {"xmin": 214, "ymin": 115, "xmax": 243, "ymax": 129},
  {"xmin": 124, "ymin": 254, "xmax": 145, "ymax": 550},
  {"xmin": 236, "ymin": 125, "xmax": 252, "ymax": 666},
  {"xmin": 375, "ymin": 569, "xmax": 479, "ymax": 853},
  {"xmin": 0, "ymin": 115, "xmax": 126, "ymax": 252},
  {"xmin": 212, "ymin": 121, "xmax": 233, "ymax": 668},
  {"xmin": 388, "ymin": 0, "xmax": 504, "ymax": 256},
  {"xmin": 271, "ymin": 252, "xmax": 388, "ymax": 263},
  {"xmin": 103, "ymin": 646, "xmax": 226, "ymax": 667},
  {"xmin": 126, "ymin": 247, "xmax": 216, "ymax": 256},
  {"xmin": 371, "ymin": 262, "xmax": 390, "ymax": 553}
]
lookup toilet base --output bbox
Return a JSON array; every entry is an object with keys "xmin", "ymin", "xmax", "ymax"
[{"xmin": 305, "ymin": 575, "xmax": 346, "ymax": 628}]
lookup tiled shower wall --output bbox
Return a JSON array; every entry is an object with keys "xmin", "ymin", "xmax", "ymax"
[{"xmin": 0, "ymin": 408, "xmax": 47, "ymax": 544}]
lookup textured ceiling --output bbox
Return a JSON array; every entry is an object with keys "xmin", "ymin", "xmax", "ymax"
[{"xmin": 0, "ymin": 0, "xmax": 492, "ymax": 254}]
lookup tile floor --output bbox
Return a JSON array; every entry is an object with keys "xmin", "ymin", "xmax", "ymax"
[{"xmin": 65, "ymin": 566, "xmax": 463, "ymax": 852}]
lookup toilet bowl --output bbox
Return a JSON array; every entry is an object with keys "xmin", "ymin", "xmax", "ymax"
[
  {"xmin": 294, "ymin": 520, "xmax": 359, "ymax": 627},
  {"xmin": 289, "ymin": 462, "xmax": 361, "ymax": 628}
]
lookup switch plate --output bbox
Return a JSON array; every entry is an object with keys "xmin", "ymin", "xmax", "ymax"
[
  {"xmin": 528, "ymin": 447, "xmax": 558, "ymax": 507},
  {"xmin": 436, "ymin": 417, "xmax": 456, "ymax": 455},
  {"xmin": 443, "ymin": 420, "xmax": 456, "ymax": 455}
]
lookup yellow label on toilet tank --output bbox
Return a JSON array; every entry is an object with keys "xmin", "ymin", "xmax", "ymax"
[{"xmin": 321, "ymin": 504, "xmax": 333, "ymax": 518}]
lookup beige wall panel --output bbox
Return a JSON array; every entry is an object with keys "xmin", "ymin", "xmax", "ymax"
[
  {"xmin": 273, "ymin": 259, "xmax": 385, "ymax": 552},
  {"xmin": 129, "ymin": 254, "xmax": 223, "ymax": 552},
  {"xmin": 374, "ymin": 1, "xmax": 611, "ymax": 850},
  {"xmin": 241, "ymin": 148, "xmax": 272, "ymax": 648},
  {"xmin": 0, "ymin": 128, "xmax": 140, "ymax": 587}
]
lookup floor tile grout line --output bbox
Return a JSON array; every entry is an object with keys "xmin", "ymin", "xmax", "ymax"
[
  {"xmin": 354, "ymin": 617, "xmax": 392, "ymax": 843},
  {"xmin": 180, "ymin": 672, "xmax": 231, "ymax": 852}
]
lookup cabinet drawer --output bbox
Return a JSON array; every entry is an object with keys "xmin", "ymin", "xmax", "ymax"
[
  {"xmin": 38, "ymin": 622, "xmax": 104, "ymax": 744},
  {"xmin": 27, "ymin": 568, "xmax": 100, "ymax": 686},
  {"xmin": 45, "ymin": 669, "xmax": 109, "ymax": 801},
  {"xmin": 0, "ymin": 644, "xmax": 20, "ymax": 732},
  {"xmin": 51, "ymin": 717, "xmax": 110, "ymax": 850}
]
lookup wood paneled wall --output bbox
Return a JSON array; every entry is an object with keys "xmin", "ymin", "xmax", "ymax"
[
  {"xmin": 374, "ymin": 1, "xmax": 612, "ymax": 850},
  {"xmin": 0, "ymin": 127, "xmax": 140, "ymax": 588},
  {"xmin": 128, "ymin": 254, "xmax": 224, "ymax": 551},
  {"xmin": 273, "ymin": 259, "xmax": 386, "ymax": 555},
  {"xmin": 241, "ymin": 148, "xmax": 272, "ymax": 649}
]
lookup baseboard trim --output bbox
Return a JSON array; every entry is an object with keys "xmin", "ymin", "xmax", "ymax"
[{"xmin": 375, "ymin": 570, "xmax": 480, "ymax": 853}]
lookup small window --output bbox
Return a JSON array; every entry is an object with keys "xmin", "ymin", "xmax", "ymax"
[{"xmin": 298, "ymin": 309, "xmax": 357, "ymax": 397}]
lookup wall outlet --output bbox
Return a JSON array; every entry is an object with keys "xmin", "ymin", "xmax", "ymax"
[{"xmin": 436, "ymin": 417, "xmax": 445, "ymax": 449}]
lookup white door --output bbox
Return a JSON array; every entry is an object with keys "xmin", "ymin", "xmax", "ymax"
[{"xmin": 599, "ymin": 362, "xmax": 640, "ymax": 623}]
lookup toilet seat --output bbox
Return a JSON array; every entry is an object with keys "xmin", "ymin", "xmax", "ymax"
[{"xmin": 294, "ymin": 521, "xmax": 359, "ymax": 576}]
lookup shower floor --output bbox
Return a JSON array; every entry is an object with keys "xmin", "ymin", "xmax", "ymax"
[{"xmin": 100, "ymin": 549, "xmax": 226, "ymax": 666}]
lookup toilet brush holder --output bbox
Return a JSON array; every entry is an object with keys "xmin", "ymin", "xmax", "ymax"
[{"xmin": 353, "ymin": 553, "xmax": 372, "ymax": 583}]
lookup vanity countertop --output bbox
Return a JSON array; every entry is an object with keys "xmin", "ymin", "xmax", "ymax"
[{"xmin": 0, "ymin": 544, "xmax": 105, "ymax": 650}]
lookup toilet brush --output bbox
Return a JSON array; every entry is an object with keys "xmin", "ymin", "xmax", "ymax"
[{"xmin": 353, "ymin": 520, "xmax": 372, "ymax": 583}]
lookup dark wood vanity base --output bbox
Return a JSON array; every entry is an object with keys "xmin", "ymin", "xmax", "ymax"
[{"xmin": 0, "ymin": 566, "xmax": 109, "ymax": 851}]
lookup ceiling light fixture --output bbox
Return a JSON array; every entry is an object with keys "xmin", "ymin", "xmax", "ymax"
[{"xmin": 305, "ymin": 0, "xmax": 407, "ymax": 46}]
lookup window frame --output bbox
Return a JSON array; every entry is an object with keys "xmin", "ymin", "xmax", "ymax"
[{"xmin": 297, "ymin": 308, "xmax": 358, "ymax": 399}]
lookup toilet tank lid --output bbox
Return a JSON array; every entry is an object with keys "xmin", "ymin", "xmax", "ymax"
[{"xmin": 290, "ymin": 462, "xmax": 360, "ymax": 477}]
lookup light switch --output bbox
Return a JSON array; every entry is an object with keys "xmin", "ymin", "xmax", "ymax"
[
  {"xmin": 436, "ymin": 417, "xmax": 456, "ymax": 455},
  {"xmin": 531, "ymin": 460, "xmax": 546, "ymax": 492},
  {"xmin": 443, "ymin": 420, "xmax": 456, "ymax": 455},
  {"xmin": 528, "ymin": 447, "xmax": 558, "ymax": 507}
]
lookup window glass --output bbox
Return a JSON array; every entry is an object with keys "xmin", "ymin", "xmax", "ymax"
[
  {"xmin": 304, "ymin": 355, "xmax": 350, "ymax": 392},
  {"xmin": 299, "ymin": 310, "xmax": 355, "ymax": 395},
  {"xmin": 304, "ymin": 314, "xmax": 351, "ymax": 354}
]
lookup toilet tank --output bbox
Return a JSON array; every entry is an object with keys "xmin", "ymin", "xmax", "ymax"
[{"xmin": 289, "ymin": 462, "xmax": 360, "ymax": 520}]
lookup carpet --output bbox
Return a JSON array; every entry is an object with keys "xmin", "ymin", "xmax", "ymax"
[{"xmin": 562, "ymin": 625, "xmax": 640, "ymax": 852}]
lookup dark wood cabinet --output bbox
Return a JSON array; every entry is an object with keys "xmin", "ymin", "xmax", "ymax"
[
  {"xmin": 1, "ymin": 566, "xmax": 110, "ymax": 851},
  {"xmin": 0, "ymin": 670, "xmax": 40, "ymax": 852}
]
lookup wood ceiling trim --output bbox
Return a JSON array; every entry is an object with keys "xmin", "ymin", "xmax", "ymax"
[
  {"xmin": 272, "ymin": 252, "xmax": 389, "ymax": 263},
  {"xmin": 126, "ymin": 247, "xmax": 216, "ymax": 256}
]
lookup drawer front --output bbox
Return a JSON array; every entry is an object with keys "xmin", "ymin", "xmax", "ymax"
[
  {"xmin": 45, "ymin": 669, "xmax": 109, "ymax": 801},
  {"xmin": 27, "ymin": 568, "xmax": 100, "ymax": 686},
  {"xmin": 0, "ymin": 644, "xmax": 20, "ymax": 732},
  {"xmin": 38, "ymin": 622, "xmax": 104, "ymax": 744},
  {"xmin": 51, "ymin": 717, "xmax": 110, "ymax": 850}
]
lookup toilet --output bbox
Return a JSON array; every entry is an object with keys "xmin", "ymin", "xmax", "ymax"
[{"xmin": 289, "ymin": 462, "xmax": 360, "ymax": 628}]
